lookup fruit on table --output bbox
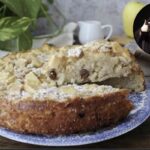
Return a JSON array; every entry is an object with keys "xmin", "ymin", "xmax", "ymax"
[{"xmin": 123, "ymin": 1, "xmax": 145, "ymax": 38}]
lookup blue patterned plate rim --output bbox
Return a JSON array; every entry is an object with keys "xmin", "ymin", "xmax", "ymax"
[{"xmin": 0, "ymin": 82, "xmax": 150, "ymax": 146}]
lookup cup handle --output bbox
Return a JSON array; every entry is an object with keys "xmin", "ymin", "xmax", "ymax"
[{"xmin": 101, "ymin": 24, "xmax": 113, "ymax": 40}]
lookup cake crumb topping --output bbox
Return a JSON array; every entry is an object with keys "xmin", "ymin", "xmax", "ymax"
[
  {"xmin": 4, "ymin": 84, "xmax": 119, "ymax": 101},
  {"xmin": 67, "ymin": 48, "xmax": 83, "ymax": 57}
]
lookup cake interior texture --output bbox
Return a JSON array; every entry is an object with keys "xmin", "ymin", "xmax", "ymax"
[
  {"xmin": 0, "ymin": 40, "xmax": 144, "ymax": 101},
  {"xmin": 0, "ymin": 40, "xmax": 144, "ymax": 135}
]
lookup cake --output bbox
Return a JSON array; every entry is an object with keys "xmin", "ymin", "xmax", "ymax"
[
  {"xmin": 0, "ymin": 84, "xmax": 132, "ymax": 135},
  {"xmin": 0, "ymin": 40, "xmax": 144, "ymax": 135}
]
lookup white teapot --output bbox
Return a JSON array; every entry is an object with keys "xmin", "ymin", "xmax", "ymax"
[{"xmin": 78, "ymin": 20, "xmax": 113, "ymax": 44}]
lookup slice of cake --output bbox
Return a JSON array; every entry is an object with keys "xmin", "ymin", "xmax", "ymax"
[
  {"xmin": 0, "ymin": 84, "xmax": 132, "ymax": 135},
  {"xmin": 0, "ymin": 40, "xmax": 143, "ymax": 135}
]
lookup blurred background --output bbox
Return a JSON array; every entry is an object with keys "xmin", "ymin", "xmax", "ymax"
[
  {"xmin": 47, "ymin": 0, "xmax": 149, "ymax": 35},
  {"xmin": 0, "ymin": 0, "xmax": 149, "ymax": 80},
  {"xmin": 0, "ymin": 0, "xmax": 150, "ymax": 51}
]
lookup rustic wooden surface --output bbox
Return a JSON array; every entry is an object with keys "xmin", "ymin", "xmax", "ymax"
[{"xmin": 0, "ymin": 36, "xmax": 150, "ymax": 149}]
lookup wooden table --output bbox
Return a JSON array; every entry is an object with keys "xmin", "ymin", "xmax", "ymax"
[{"xmin": 0, "ymin": 36, "xmax": 150, "ymax": 149}]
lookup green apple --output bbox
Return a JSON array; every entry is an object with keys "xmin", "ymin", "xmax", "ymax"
[{"xmin": 123, "ymin": 1, "xmax": 145, "ymax": 38}]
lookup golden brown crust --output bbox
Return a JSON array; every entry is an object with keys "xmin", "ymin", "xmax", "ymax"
[{"xmin": 0, "ymin": 91, "xmax": 133, "ymax": 135}]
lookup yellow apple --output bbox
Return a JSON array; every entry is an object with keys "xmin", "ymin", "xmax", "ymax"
[{"xmin": 123, "ymin": 1, "xmax": 145, "ymax": 38}]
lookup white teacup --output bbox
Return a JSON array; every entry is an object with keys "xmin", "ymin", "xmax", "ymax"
[{"xmin": 78, "ymin": 20, "xmax": 113, "ymax": 44}]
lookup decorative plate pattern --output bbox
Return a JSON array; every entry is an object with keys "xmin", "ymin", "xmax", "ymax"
[{"xmin": 0, "ymin": 82, "xmax": 150, "ymax": 146}]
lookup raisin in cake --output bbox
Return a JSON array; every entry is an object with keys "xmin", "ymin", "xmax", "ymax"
[
  {"xmin": 0, "ymin": 40, "xmax": 144, "ymax": 93},
  {"xmin": 0, "ymin": 40, "xmax": 143, "ymax": 135}
]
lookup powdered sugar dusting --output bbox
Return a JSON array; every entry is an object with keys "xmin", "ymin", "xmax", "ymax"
[
  {"xmin": 31, "ymin": 68, "xmax": 42, "ymax": 77},
  {"xmin": 4, "ymin": 84, "xmax": 119, "ymax": 101},
  {"xmin": 37, "ymin": 54, "xmax": 49, "ymax": 62},
  {"xmin": 67, "ymin": 48, "xmax": 83, "ymax": 57},
  {"xmin": 84, "ymin": 40, "xmax": 113, "ymax": 52}
]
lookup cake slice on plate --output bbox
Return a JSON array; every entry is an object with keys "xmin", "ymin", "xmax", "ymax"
[
  {"xmin": 0, "ymin": 40, "xmax": 144, "ymax": 135},
  {"xmin": 0, "ymin": 84, "xmax": 132, "ymax": 135}
]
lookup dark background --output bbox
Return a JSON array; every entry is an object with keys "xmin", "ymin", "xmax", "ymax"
[
  {"xmin": 133, "ymin": 4, "xmax": 150, "ymax": 53},
  {"xmin": 133, "ymin": 4, "xmax": 150, "ymax": 32}
]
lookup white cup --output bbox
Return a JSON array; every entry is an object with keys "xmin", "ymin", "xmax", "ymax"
[{"xmin": 78, "ymin": 20, "xmax": 113, "ymax": 44}]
